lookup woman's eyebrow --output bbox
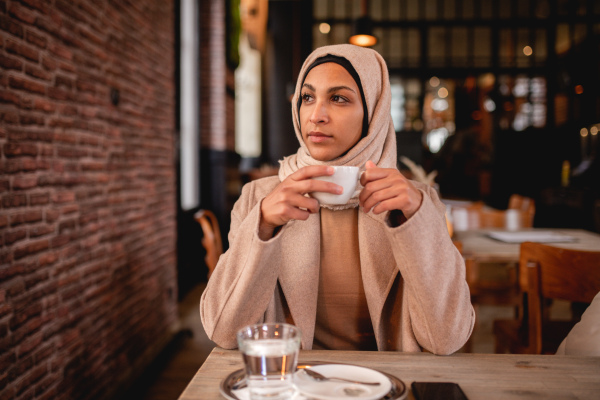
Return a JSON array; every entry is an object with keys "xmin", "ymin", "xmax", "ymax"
[{"xmin": 301, "ymin": 83, "xmax": 356, "ymax": 94}]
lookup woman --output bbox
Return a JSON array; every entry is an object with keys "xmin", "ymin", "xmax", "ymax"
[{"xmin": 200, "ymin": 44, "xmax": 474, "ymax": 355}]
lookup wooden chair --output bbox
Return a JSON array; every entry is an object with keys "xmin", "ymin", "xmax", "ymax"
[
  {"xmin": 194, "ymin": 209, "xmax": 223, "ymax": 279},
  {"xmin": 460, "ymin": 206, "xmax": 521, "ymax": 308},
  {"xmin": 508, "ymin": 194, "xmax": 535, "ymax": 228},
  {"xmin": 493, "ymin": 242, "xmax": 600, "ymax": 354}
]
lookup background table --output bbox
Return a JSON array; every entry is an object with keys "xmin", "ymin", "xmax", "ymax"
[
  {"xmin": 454, "ymin": 228, "xmax": 600, "ymax": 264},
  {"xmin": 179, "ymin": 348, "xmax": 600, "ymax": 399}
]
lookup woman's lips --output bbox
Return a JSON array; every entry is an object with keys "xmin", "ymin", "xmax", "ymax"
[{"xmin": 307, "ymin": 132, "xmax": 331, "ymax": 143}]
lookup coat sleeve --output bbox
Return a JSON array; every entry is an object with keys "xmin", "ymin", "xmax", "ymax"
[
  {"xmin": 385, "ymin": 184, "xmax": 475, "ymax": 355},
  {"xmin": 199, "ymin": 179, "xmax": 284, "ymax": 349}
]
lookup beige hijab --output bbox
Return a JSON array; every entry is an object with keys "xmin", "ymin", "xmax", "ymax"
[{"xmin": 278, "ymin": 44, "xmax": 397, "ymax": 210}]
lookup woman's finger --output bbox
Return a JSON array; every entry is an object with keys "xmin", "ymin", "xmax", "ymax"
[{"xmin": 291, "ymin": 165, "xmax": 335, "ymax": 181}]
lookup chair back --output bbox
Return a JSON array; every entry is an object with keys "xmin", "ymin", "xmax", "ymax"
[
  {"xmin": 194, "ymin": 209, "xmax": 223, "ymax": 279},
  {"xmin": 521, "ymin": 242, "xmax": 600, "ymax": 353},
  {"xmin": 508, "ymin": 194, "xmax": 535, "ymax": 227}
]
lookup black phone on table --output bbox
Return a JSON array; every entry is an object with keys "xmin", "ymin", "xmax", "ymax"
[{"xmin": 411, "ymin": 381, "xmax": 469, "ymax": 400}]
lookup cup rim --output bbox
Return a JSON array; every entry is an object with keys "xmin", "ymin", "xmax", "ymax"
[{"xmin": 236, "ymin": 322, "xmax": 302, "ymax": 340}]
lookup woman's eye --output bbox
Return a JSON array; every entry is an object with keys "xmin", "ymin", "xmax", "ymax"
[
  {"xmin": 331, "ymin": 95, "xmax": 347, "ymax": 103},
  {"xmin": 301, "ymin": 93, "xmax": 313, "ymax": 102}
]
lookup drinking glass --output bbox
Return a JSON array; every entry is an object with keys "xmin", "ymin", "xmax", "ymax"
[{"xmin": 237, "ymin": 323, "xmax": 301, "ymax": 400}]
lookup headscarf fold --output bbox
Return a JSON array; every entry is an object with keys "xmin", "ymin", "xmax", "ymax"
[{"xmin": 278, "ymin": 44, "xmax": 397, "ymax": 210}]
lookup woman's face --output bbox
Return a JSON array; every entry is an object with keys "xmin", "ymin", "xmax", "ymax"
[{"xmin": 299, "ymin": 62, "xmax": 364, "ymax": 161}]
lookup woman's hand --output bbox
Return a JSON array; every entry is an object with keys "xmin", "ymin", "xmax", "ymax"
[
  {"xmin": 359, "ymin": 160, "xmax": 423, "ymax": 219},
  {"xmin": 259, "ymin": 166, "xmax": 341, "ymax": 240}
]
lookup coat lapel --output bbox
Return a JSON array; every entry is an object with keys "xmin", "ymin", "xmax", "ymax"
[{"xmin": 277, "ymin": 212, "xmax": 321, "ymax": 349}]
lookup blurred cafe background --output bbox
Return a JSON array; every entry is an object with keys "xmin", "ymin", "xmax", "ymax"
[{"xmin": 1, "ymin": 0, "xmax": 599, "ymax": 399}]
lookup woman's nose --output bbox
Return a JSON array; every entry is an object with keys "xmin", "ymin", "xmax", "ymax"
[{"xmin": 309, "ymin": 101, "xmax": 329, "ymax": 124}]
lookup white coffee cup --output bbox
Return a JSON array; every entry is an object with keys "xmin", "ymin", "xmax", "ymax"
[{"xmin": 311, "ymin": 166, "xmax": 360, "ymax": 205}]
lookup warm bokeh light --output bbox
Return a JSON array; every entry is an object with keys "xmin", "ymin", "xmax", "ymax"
[
  {"xmin": 523, "ymin": 46, "xmax": 533, "ymax": 56},
  {"xmin": 437, "ymin": 87, "xmax": 448, "ymax": 98},
  {"xmin": 319, "ymin": 23, "xmax": 331, "ymax": 34},
  {"xmin": 580, "ymin": 128, "xmax": 588, "ymax": 137},
  {"xmin": 429, "ymin": 76, "xmax": 440, "ymax": 87},
  {"xmin": 575, "ymin": 85, "xmax": 584, "ymax": 94},
  {"xmin": 591, "ymin": 126, "xmax": 598, "ymax": 135},
  {"xmin": 349, "ymin": 34, "xmax": 377, "ymax": 47},
  {"xmin": 412, "ymin": 119, "xmax": 424, "ymax": 131}
]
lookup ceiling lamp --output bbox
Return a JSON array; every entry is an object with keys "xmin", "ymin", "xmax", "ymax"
[{"xmin": 349, "ymin": 0, "xmax": 377, "ymax": 47}]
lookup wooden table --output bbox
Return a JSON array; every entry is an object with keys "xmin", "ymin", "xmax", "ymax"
[
  {"xmin": 179, "ymin": 348, "xmax": 600, "ymax": 399},
  {"xmin": 453, "ymin": 228, "xmax": 600, "ymax": 264}
]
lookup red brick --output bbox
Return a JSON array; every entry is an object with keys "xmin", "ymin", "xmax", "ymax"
[
  {"xmin": 25, "ymin": 29, "xmax": 47, "ymax": 48},
  {"xmin": 20, "ymin": 96, "xmax": 34, "ymax": 110},
  {"xmin": 50, "ymin": 234, "xmax": 70, "ymax": 248},
  {"xmin": 0, "ymin": 111, "xmax": 19, "ymax": 124},
  {"xmin": 48, "ymin": 41, "xmax": 72, "ymax": 61},
  {"xmin": 76, "ymin": 79, "xmax": 96, "ymax": 93},
  {"xmin": 0, "ymin": 215, "xmax": 7, "ymax": 228},
  {"xmin": 4, "ymin": 228, "xmax": 26, "ymax": 245},
  {"xmin": 5, "ymin": 39, "xmax": 39, "ymax": 62},
  {"xmin": 0, "ymin": 263, "xmax": 25, "ymax": 280},
  {"xmin": 3, "ymin": 142, "xmax": 39, "ymax": 157},
  {"xmin": 25, "ymin": 64, "xmax": 52, "ymax": 81},
  {"xmin": 13, "ymin": 175, "xmax": 38, "ymax": 190},
  {"xmin": 8, "ymin": 3, "xmax": 37, "ymax": 24},
  {"xmin": 38, "ymin": 251, "xmax": 58, "ymax": 266},
  {"xmin": 24, "ymin": 270, "xmax": 48, "ymax": 289},
  {"xmin": 41, "ymin": 55, "xmax": 57, "ymax": 71},
  {"xmin": 37, "ymin": 386, "xmax": 58, "ymax": 400},
  {"xmin": 0, "ymin": 386, "xmax": 17, "ymax": 400},
  {"xmin": 19, "ymin": 113, "xmax": 45, "ymax": 126},
  {"xmin": 20, "ymin": 0, "xmax": 50, "ymax": 15},
  {"xmin": 0, "ymin": 54, "xmax": 23, "ymax": 71},
  {"xmin": 4, "ymin": 158, "xmax": 36, "ymax": 174},
  {"xmin": 3, "ymin": 193, "xmax": 27, "ymax": 207},
  {"xmin": 52, "ymin": 191, "xmax": 75, "ymax": 204},
  {"xmin": 30, "ymin": 192, "xmax": 50, "ymax": 205},
  {"xmin": 28, "ymin": 225, "xmax": 53, "ymax": 238},
  {"xmin": 0, "ymin": 15, "xmax": 24, "ymax": 38},
  {"xmin": 10, "ymin": 209, "xmax": 43, "ymax": 226},
  {"xmin": 8, "ymin": 75, "xmax": 46, "ymax": 95},
  {"xmin": 34, "ymin": 15, "xmax": 59, "ymax": 37},
  {"xmin": 0, "ymin": 352, "xmax": 16, "ymax": 376},
  {"xmin": 48, "ymin": 118, "xmax": 73, "ymax": 128},
  {"xmin": 33, "ymin": 98, "xmax": 56, "ymax": 112},
  {"xmin": 16, "ymin": 363, "xmax": 46, "ymax": 394},
  {"xmin": 47, "ymin": 87, "xmax": 74, "ymax": 101},
  {"xmin": 0, "ymin": 181, "xmax": 9, "ymax": 193},
  {"xmin": 0, "ymin": 90, "xmax": 21, "ymax": 105},
  {"xmin": 55, "ymin": 75, "xmax": 73, "ymax": 89},
  {"xmin": 34, "ymin": 375, "xmax": 56, "ymax": 398},
  {"xmin": 45, "ymin": 209, "xmax": 59, "ymax": 223},
  {"xmin": 14, "ymin": 239, "xmax": 50, "ymax": 259}
]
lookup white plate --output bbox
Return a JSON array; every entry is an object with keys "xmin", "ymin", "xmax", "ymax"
[
  {"xmin": 487, "ymin": 231, "xmax": 577, "ymax": 243},
  {"xmin": 294, "ymin": 364, "xmax": 392, "ymax": 400}
]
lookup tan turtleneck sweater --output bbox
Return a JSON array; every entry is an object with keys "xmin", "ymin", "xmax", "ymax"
[{"xmin": 313, "ymin": 208, "xmax": 377, "ymax": 350}]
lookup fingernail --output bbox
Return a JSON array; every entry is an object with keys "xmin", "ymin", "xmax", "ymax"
[
  {"xmin": 337, "ymin": 186, "xmax": 343, "ymax": 194},
  {"xmin": 327, "ymin": 167, "xmax": 334, "ymax": 174}
]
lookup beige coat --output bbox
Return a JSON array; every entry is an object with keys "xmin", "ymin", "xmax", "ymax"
[{"xmin": 200, "ymin": 176, "xmax": 475, "ymax": 355}]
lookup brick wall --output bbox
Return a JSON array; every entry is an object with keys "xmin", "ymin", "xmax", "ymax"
[
  {"xmin": 199, "ymin": 0, "xmax": 236, "ymax": 152},
  {"xmin": 0, "ymin": 1, "xmax": 177, "ymax": 399}
]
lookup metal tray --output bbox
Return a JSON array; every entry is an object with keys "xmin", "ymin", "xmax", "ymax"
[{"xmin": 220, "ymin": 361, "xmax": 408, "ymax": 400}]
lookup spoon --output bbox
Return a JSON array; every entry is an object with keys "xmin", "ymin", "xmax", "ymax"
[{"xmin": 304, "ymin": 368, "xmax": 381, "ymax": 386}]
